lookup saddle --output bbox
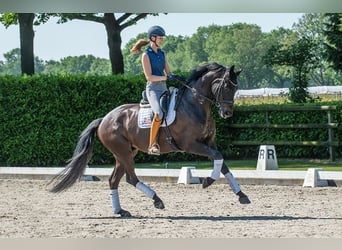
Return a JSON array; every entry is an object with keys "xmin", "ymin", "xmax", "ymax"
[
  {"xmin": 140, "ymin": 87, "xmax": 176, "ymax": 118},
  {"xmin": 138, "ymin": 87, "xmax": 178, "ymax": 129}
]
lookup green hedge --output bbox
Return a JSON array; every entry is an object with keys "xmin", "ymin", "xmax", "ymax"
[
  {"xmin": 0, "ymin": 74, "xmax": 341, "ymax": 166},
  {"xmin": 0, "ymin": 74, "xmax": 145, "ymax": 166}
]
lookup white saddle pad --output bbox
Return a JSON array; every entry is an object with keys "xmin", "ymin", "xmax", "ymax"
[{"xmin": 138, "ymin": 88, "xmax": 178, "ymax": 129}]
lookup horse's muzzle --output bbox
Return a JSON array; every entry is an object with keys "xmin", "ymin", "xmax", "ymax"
[{"xmin": 219, "ymin": 109, "xmax": 233, "ymax": 119}]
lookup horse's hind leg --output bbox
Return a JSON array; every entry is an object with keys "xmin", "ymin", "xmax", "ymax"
[
  {"xmin": 110, "ymin": 139, "xmax": 165, "ymax": 213},
  {"xmin": 109, "ymin": 163, "xmax": 132, "ymax": 217},
  {"xmin": 125, "ymin": 165, "xmax": 165, "ymax": 210},
  {"xmin": 221, "ymin": 163, "xmax": 251, "ymax": 204},
  {"xmin": 122, "ymin": 149, "xmax": 165, "ymax": 210}
]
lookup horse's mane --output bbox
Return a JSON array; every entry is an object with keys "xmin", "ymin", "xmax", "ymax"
[
  {"xmin": 187, "ymin": 62, "xmax": 224, "ymax": 82},
  {"xmin": 175, "ymin": 62, "xmax": 225, "ymax": 109}
]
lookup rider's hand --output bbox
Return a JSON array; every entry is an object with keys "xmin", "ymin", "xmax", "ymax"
[
  {"xmin": 176, "ymin": 75, "xmax": 186, "ymax": 81},
  {"xmin": 167, "ymin": 74, "xmax": 186, "ymax": 82}
]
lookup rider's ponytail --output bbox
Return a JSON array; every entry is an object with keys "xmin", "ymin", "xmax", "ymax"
[{"xmin": 130, "ymin": 39, "xmax": 150, "ymax": 54}]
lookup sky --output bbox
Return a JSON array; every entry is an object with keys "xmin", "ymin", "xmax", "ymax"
[{"xmin": 0, "ymin": 13, "xmax": 304, "ymax": 62}]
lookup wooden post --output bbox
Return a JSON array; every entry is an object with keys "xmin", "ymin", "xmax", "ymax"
[
  {"xmin": 327, "ymin": 110, "xmax": 335, "ymax": 161},
  {"xmin": 265, "ymin": 110, "xmax": 270, "ymax": 141}
]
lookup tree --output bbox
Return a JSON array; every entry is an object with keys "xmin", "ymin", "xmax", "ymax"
[
  {"xmin": 0, "ymin": 48, "xmax": 44, "ymax": 75},
  {"xmin": 0, "ymin": 13, "xmax": 51, "ymax": 75},
  {"xmin": 122, "ymin": 23, "xmax": 302, "ymax": 89},
  {"xmin": 18, "ymin": 14, "xmax": 35, "ymax": 75},
  {"xmin": 89, "ymin": 58, "xmax": 111, "ymax": 75},
  {"xmin": 324, "ymin": 13, "xmax": 342, "ymax": 71},
  {"xmin": 0, "ymin": 48, "xmax": 21, "ymax": 75},
  {"xmin": 167, "ymin": 25, "xmax": 223, "ymax": 71},
  {"xmin": 1, "ymin": 13, "xmax": 162, "ymax": 75},
  {"xmin": 56, "ymin": 13, "xmax": 161, "ymax": 74},
  {"xmin": 292, "ymin": 13, "xmax": 339, "ymax": 86},
  {"xmin": 265, "ymin": 33, "xmax": 318, "ymax": 103},
  {"xmin": 204, "ymin": 23, "xmax": 271, "ymax": 89},
  {"xmin": 262, "ymin": 28, "xmax": 294, "ymax": 88},
  {"xmin": 43, "ymin": 55, "xmax": 110, "ymax": 75}
]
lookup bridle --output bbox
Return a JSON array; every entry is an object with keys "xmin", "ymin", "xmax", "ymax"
[
  {"xmin": 211, "ymin": 68, "xmax": 238, "ymax": 107},
  {"xmin": 180, "ymin": 67, "xmax": 237, "ymax": 108}
]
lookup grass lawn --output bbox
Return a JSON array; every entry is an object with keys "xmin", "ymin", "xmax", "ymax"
[{"xmin": 91, "ymin": 158, "xmax": 342, "ymax": 171}]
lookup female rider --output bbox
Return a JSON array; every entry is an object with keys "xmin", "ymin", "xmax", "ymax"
[{"xmin": 131, "ymin": 25, "xmax": 184, "ymax": 155}]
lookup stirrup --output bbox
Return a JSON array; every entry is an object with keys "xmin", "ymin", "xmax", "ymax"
[{"xmin": 148, "ymin": 143, "xmax": 160, "ymax": 155}]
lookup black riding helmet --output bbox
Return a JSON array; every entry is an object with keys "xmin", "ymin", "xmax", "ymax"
[{"xmin": 147, "ymin": 25, "xmax": 166, "ymax": 39}]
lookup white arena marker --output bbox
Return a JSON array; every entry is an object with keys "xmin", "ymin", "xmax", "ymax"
[
  {"xmin": 177, "ymin": 166, "xmax": 201, "ymax": 184},
  {"xmin": 256, "ymin": 145, "xmax": 278, "ymax": 171},
  {"xmin": 303, "ymin": 168, "xmax": 328, "ymax": 187}
]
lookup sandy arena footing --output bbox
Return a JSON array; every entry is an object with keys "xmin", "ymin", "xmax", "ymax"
[{"xmin": 0, "ymin": 178, "xmax": 341, "ymax": 238}]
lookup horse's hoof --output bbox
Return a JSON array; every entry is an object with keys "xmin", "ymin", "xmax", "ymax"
[
  {"xmin": 118, "ymin": 209, "xmax": 132, "ymax": 218},
  {"xmin": 153, "ymin": 195, "xmax": 165, "ymax": 209},
  {"xmin": 154, "ymin": 200, "xmax": 165, "ymax": 209},
  {"xmin": 237, "ymin": 191, "xmax": 251, "ymax": 204},
  {"xmin": 239, "ymin": 196, "xmax": 251, "ymax": 204},
  {"xmin": 202, "ymin": 177, "xmax": 215, "ymax": 188}
]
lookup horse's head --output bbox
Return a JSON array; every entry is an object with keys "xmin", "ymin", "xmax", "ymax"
[
  {"xmin": 211, "ymin": 65, "xmax": 242, "ymax": 119},
  {"xmin": 187, "ymin": 63, "xmax": 242, "ymax": 119}
]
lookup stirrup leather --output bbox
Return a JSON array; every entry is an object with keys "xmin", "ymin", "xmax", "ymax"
[{"xmin": 148, "ymin": 143, "xmax": 160, "ymax": 155}]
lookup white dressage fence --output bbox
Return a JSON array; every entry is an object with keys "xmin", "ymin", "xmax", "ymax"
[
  {"xmin": 1, "ymin": 166, "xmax": 342, "ymax": 187},
  {"xmin": 235, "ymin": 86, "xmax": 342, "ymax": 98}
]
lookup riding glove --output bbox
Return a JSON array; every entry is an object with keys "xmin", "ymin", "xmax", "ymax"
[{"xmin": 167, "ymin": 74, "xmax": 186, "ymax": 82}]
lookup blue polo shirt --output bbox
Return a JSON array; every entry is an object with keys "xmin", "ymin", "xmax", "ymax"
[{"xmin": 145, "ymin": 46, "xmax": 165, "ymax": 76}]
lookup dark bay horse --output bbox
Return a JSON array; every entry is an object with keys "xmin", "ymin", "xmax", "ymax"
[{"xmin": 49, "ymin": 62, "xmax": 251, "ymax": 217}]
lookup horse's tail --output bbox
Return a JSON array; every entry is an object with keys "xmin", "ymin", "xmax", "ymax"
[{"xmin": 49, "ymin": 118, "xmax": 103, "ymax": 193}]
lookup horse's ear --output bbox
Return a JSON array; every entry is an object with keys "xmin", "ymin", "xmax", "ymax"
[
  {"xmin": 229, "ymin": 65, "xmax": 235, "ymax": 74},
  {"xmin": 236, "ymin": 69, "xmax": 243, "ymax": 77}
]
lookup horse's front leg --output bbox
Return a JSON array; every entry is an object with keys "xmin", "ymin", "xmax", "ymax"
[
  {"xmin": 202, "ymin": 161, "xmax": 250, "ymax": 204},
  {"xmin": 202, "ymin": 158, "xmax": 224, "ymax": 188},
  {"xmin": 183, "ymin": 142, "xmax": 251, "ymax": 204},
  {"xmin": 220, "ymin": 163, "xmax": 251, "ymax": 204}
]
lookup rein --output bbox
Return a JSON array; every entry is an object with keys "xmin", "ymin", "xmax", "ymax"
[
  {"xmin": 179, "ymin": 67, "xmax": 236, "ymax": 108},
  {"xmin": 179, "ymin": 81, "xmax": 216, "ymax": 105}
]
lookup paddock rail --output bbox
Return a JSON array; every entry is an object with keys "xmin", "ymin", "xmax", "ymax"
[{"xmin": 228, "ymin": 105, "xmax": 339, "ymax": 161}]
